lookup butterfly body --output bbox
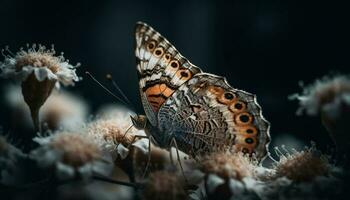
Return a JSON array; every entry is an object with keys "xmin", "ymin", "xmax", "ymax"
[{"xmin": 133, "ymin": 22, "xmax": 270, "ymax": 161}]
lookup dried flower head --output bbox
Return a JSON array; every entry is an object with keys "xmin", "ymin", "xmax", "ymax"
[
  {"xmin": 0, "ymin": 44, "xmax": 81, "ymax": 131},
  {"xmin": 87, "ymin": 106, "xmax": 147, "ymax": 159},
  {"xmin": 272, "ymin": 145, "xmax": 330, "ymax": 182},
  {"xmin": 31, "ymin": 131, "xmax": 113, "ymax": 180},
  {"xmin": 290, "ymin": 74, "xmax": 350, "ymax": 116},
  {"xmin": 199, "ymin": 151, "xmax": 256, "ymax": 180},
  {"xmin": 142, "ymin": 170, "xmax": 186, "ymax": 200},
  {"xmin": 0, "ymin": 44, "xmax": 79, "ymax": 86}
]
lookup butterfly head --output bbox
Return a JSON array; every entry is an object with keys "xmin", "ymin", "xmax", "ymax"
[{"xmin": 130, "ymin": 114, "xmax": 148, "ymax": 130}]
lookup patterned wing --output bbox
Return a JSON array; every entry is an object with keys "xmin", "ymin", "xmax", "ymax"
[
  {"xmin": 158, "ymin": 73, "xmax": 271, "ymax": 161},
  {"xmin": 135, "ymin": 22, "xmax": 202, "ymax": 126}
]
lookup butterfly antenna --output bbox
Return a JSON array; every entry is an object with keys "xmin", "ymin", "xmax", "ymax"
[
  {"xmin": 85, "ymin": 71, "xmax": 129, "ymax": 106},
  {"xmin": 106, "ymin": 74, "xmax": 137, "ymax": 111}
]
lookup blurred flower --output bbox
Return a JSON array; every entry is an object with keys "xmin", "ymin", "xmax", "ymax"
[
  {"xmin": 199, "ymin": 151, "xmax": 256, "ymax": 181},
  {"xmin": 0, "ymin": 135, "xmax": 28, "ymax": 185},
  {"xmin": 290, "ymin": 74, "xmax": 350, "ymax": 116},
  {"xmin": 290, "ymin": 74, "xmax": 350, "ymax": 160},
  {"xmin": 30, "ymin": 131, "xmax": 113, "ymax": 180},
  {"xmin": 41, "ymin": 90, "xmax": 89, "ymax": 131},
  {"xmin": 272, "ymin": 144, "xmax": 330, "ymax": 182},
  {"xmin": 0, "ymin": 44, "xmax": 80, "ymax": 131},
  {"xmin": 142, "ymin": 170, "xmax": 186, "ymax": 200},
  {"xmin": 56, "ymin": 181, "xmax": 133, "ymax": 200}
]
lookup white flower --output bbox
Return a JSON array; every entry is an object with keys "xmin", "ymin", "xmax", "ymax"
[
  {"xmin": 0, "ymin": 44, "xmax": 80, "ymax": 87},
  {"xmin": 87, "ymin": 106, "xmax": 147, "ymax": 160},
  {"xmin": 290, "ymin": 74, "xmax": 350, "ymax": 116},
  {"xmin": 30, "ymin": 131, "xmax": 113, "ymax": 180}
]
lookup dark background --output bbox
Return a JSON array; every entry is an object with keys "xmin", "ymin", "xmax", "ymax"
[{"xmin": 0, "ymin": 0, "xmax": 349, "ymax": 153}]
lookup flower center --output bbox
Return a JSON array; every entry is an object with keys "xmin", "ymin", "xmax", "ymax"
[{"xmin": 15, "ymin": 52, "xmax": 60, "ymax": 73}]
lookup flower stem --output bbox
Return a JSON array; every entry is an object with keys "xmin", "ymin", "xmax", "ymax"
[{"xmin": 30, "ymin": 107, "xmax": 41, "ymax": 133}]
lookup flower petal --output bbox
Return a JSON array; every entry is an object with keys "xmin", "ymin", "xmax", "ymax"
[
  {"xmin": 117, "ymin": 144, "xmax": 129, "ymax": 159},
  {"xmin": 55, "ymin": 162, "xmax": 75, "ymax": 180},
  {"xmin": 132, "ymin": 138, "xmax": 149, "ymax": 154},
  {"xmin": 206, "ymin": 174, "xmax": 224, "ymax": 193}
]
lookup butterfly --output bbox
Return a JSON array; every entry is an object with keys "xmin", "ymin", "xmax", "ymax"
[{"xmin": 131, "ymin": 22, "xmax": 270, "ymax": 161}]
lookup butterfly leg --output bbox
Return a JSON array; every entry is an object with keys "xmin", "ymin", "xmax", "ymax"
[
  {"xmin": 115, "ymin": 124, "xmax": 133, "ymax": 150},
  {"xmin": 142, "ymin": 135, "xmax": 152, "ymax": 179},
  {"xmin": 170, "ymin": 138, "xmax": 188, "ymax": 183},
  {"xmin": 123, "ymin": 134, "xmax": 152, "ymax": 179}
]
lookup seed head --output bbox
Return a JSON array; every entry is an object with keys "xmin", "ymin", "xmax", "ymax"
[{"xmin": 273, "ymin": 145, "xmax": 330, "ymax": 182}]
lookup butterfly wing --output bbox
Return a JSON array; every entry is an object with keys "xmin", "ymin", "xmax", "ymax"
[
  {"xmin": 158, "ymin": 73, "xmax": 271, "ymax": 161},
  {"xmin": 135, "ymin": 22, "xmax": 270, "ymax": 161},
  {"xmin": 135, "ymin": 22, "xmax": 201, "ymax": 126}
]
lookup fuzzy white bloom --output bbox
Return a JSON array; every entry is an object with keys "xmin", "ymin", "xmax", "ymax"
[
  {"xmin": 88, "ymin": 105, "xmax": 147, "ymax": 160},
  {"xmin": 0, "ymin": 44, "xmax": 80, "ymax": 87},
  {"xmin": 30, "ymin": 131, "xmax": 113, "ymax": 180},
  {"xmin": 290, "ymin": 75, "xmax": 350, "ymax": 116}
]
